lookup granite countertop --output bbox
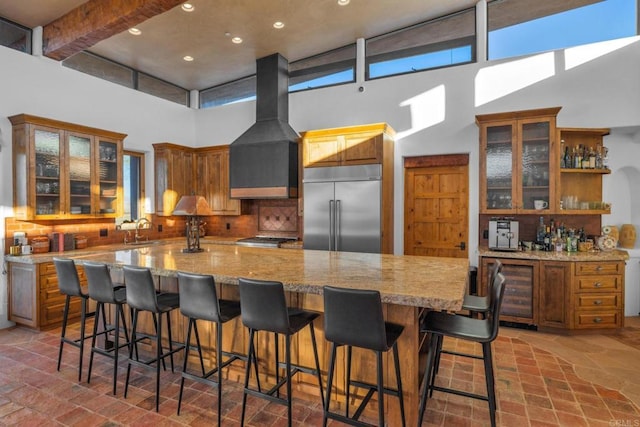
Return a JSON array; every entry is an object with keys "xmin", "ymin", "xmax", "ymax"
[
  {"xmin": 479, "ymin": 247, "xmax": 629, "ymax": 261},
  {"xmin": 7, "ymin": 241, "xmax": 468, "ymax": 310}
]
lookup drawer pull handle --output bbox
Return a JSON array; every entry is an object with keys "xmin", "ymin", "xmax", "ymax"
[
  {"xmin": 596, "ymin": 266, "xmax": 603, "ymax": 271},
  {"xmin": 593, "ymin": 282, "xmax": 602, "ymax": 288},
  {"xmin": 593, "ymin": 300, "xmax": 603, "ymax": 305},
  {"xmin": 593, "ymin": 317, "xmax": 603, "ymax": 323}
]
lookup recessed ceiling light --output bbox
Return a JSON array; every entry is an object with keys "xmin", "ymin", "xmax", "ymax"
[
  {"xmin": 128, "ymin": 28, "xmax": 141, "ymax": 35},
  {"xmin": 273, "ymin": 21, "xmax": 285, "ymax": 29},
  {"xmin": 181, "ymin": 3, "xmax": 194, "ymax": 12},
  {"xmin": 183, "ymin": 55, "xmax": 194, "ymax": 61},
  {"xmin": 337, "ymin": 0, "xmax": 350, "ymax": 5},
  {"xmin": 231, "ymin": 37, "xmax": 243, "ymax": 44}
]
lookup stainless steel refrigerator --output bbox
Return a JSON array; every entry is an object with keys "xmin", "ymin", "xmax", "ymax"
[{"xmin": 303, "ymin": 164, "xmax": 381, "ymax": 253}]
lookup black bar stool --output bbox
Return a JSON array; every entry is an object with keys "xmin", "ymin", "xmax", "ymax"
[
  {"xmin": 322, "ymin": 286, "xmax": 406, "ymax": 427},
  {"xmin": 176, "ymin": 272, "xmax": 245, "ymax": 425},
  {"xmin": 123, "ymin": 265, "xmax": 185, "ymax": 412},
  {"xmin": 462, "ymin": 259, "xmax": 502, "ymax": 317},
  {"xmin": 418, "ymin": 272, "xmax": 507, "ymax": 427},
  {"xmin": 238, "ymin": 277, "xmax": 324, "ymax": 427},
  {"xmin": 53, "ymin": 257, "xmax": 92, "ymax": 382},
  {"xmin": 83, "ymin": 261, "xmax": 131, "ymax": 395}
]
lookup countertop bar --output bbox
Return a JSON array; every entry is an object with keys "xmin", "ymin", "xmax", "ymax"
[
  {"xmin": 479, "ymin": 247, "xmax": 629, "ymax": 261},
  {"xmin": 62, "ymin": 242, "xmax": 467, "ymax": 310},
  {"xmin": 6, "ymin": 239, "xmax": 468, "ymax": 310}
]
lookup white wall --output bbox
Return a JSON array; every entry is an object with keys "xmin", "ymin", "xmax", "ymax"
[{"xmin": 1, "ymin": 35, "xmax": 640, "ymax": 327}]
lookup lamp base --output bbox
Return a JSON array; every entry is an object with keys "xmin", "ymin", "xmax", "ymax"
[{"xmin": 182, "ymin": 247, "xmax": 204, "ymax": 253}]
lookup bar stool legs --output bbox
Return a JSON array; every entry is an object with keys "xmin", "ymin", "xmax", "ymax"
[{"xmin": 57, "ymin": 294, "xmax": 90, "ymax": 381}]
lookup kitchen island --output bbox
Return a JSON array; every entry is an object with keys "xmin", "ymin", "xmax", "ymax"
[{"xmin": 6, "ymin": 241, "xmax": 469, "ymax": 425}]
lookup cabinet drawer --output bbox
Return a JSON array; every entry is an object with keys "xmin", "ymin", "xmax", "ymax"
[
  {"xmin": 39, "ymin": 262, "xmax": 57, "ymax": 277},
  {"xmin": 574, "ymin": 262, "xmax": 623, "ymax": 275},
  {"xmin": 40, "ymin": 274, "xmax": 59, "ymax": 290},
  {"xmin": 40, "ymin": 286, "xmax": 65, "ymax": 304},
  {"xmin": 41, "ymin": 299, "xmax": 81, "ymax": 327},
  {"xmin": 575, "ymin": 311, "xmax": 621, "ymax": 328},
  {"xmin": 575, "ymin": 275, "xmax": 621, "ymax": 292},
  {"xmin": 576, "ymin": 294, "xmax": 620, "ymax": 310}
]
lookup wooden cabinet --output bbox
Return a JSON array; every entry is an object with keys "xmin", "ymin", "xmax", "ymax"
[
  {"xmin": 9, "ymin": 114, "xmax": 125, "ymax": 220},
  {"xmin": 194, "ymin": 146, "xmax": 242, "ymax": 215},
  {"xmin": 301, "ymin": 123, "xmax": 393, "ymax": 168},
  {"xmin": 477, "ymin": 107, "xmax": 560, "ymax": 214},
  {"xmin": 481, "ymin": 257, "xmax": 538, "ymax": 325},
  {"xmin": 154, "ymin": 143, "xmax": 246, "ymax": 216},
  {"xmin": 8, "ymin": 261, "xmax": 88, "ymax": 330},
  {"xmin": 558, "ymin": 128, "xmax": 611, "ymax": 215},
  {"xmin": 572, "ymin": 261, "xmax": 624, "ymax": 329},
  {"xmin": 538, "ymin": 261, "xmax": 571, "ymax": 329},
  {"xmin": 153, "ymin": 143, "xmax": 195, "ymax": 216},
  {"xmin": 480, "ymin": 254, "xmax": 625, "ymax": 331}
]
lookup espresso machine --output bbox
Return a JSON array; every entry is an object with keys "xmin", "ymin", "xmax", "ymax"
[{"xmin": 488, "ymin": 218, "xmax": 519, "ymax": 251}]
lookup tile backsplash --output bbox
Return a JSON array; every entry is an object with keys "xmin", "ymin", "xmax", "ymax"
[{"xmin": 4, "ymin": 199, "xmax": 302, "ymax": 253}]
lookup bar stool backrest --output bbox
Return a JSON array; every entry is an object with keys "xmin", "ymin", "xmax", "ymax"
[
  {"xmin": 84, "ymin": 262, "xmax": 117, "ymax": 303},
  {"xmin": 238, "ymin": 278, "xmax": 289, "ymax": 334},
  {"xmin": 488, "ymin": 259, "xmax": 503, "ymax": 287},
  {"xmin": 487, "ymin": 272, "xmax": 507, "ymax": 342},
  {"xmin": 123, "ymin": 265, "xmax": 159, "ymax": 312},
  {"xmin": 323, "ymin": 286, "xmax": 388, "ymax": 352},
  {"xmin": 53, "ymin": 257, "xmax": 83, "ymax": 297},
  {"xmin": 177, "ymin": 272, "xmax": 221, "ymax": 322}
]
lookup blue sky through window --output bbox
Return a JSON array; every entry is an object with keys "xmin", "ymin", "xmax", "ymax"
[
  {"xmin": 489, "ymin": 0, "xmax": 637, "ymax": 60},
  {"xmin": 369, "ymin": 46, "xmax": 473, "ymax": 79}
]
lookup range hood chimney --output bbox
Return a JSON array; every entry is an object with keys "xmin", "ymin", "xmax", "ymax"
[{"xmin": 229, "ymin": 53, "xmax": 299, "ymax": 199}]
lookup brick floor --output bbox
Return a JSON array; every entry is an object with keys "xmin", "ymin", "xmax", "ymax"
[{"xmin": 0, "ymin": 322, "xmax": 639, "ymax": 426}]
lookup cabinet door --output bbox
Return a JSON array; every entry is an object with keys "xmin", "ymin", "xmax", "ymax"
[
  {"xmin": 538, "ymin": 261, "xmax": 571, "ymax": 329},
  {"xmin": 96, "ymin": 138, "xmax": 122, "ymax": 217},
  {"xmin": 154, "ymin": 145, "xmax": 194, "ymax": 216},
  {"xmin": 67, "ymin": 132, "xmax": 93, "ymax": 217},
  {"xmin": 303, "ymin": 135, "xmax": 342, "ymax": 167},
  {"xmin": 33, "ymin": 126, "xmax": 64, "ymax": 219},
  {"xmin": 517, "ymin": 118, "xmax": 554, "ymax": 212},
  {"xmin": 342, "ymin": 133, "xmax": 382, "ymax": 165},
  {"xmin": 480, "ymin": 122, "xmax": 516, "ymax": 213},
  {"xmin": 195, "ymin": 148, "xmax": 241, "ymax": 215}
]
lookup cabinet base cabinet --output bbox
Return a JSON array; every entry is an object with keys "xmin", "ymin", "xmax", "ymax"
[
  {"xmin": 480, "ymin": 257, "xmax": 625, "ymax": 332},
  {"xmin": 8, "ymin": 262, "xmax": 86, "ymax": 330}
]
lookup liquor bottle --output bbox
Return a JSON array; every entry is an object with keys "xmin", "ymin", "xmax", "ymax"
[
  {"xmin": 595, "ymin": 146, "xmax": 603, "ymax": 169},
  {"xmin": 544, "ymin": 226, "xmax": 551, "ymax": 251},
  {"xmin": 536, "ymin": 216, "xmax": 546, "ymax": 246},
  {"xmin": 573, "ymin": 147, "xmax": 581, "ymax": 169},
  {"xmin": 589, "ymin": 146, "xmax": 596, "ymax": 169},
  {"xmin": 581, "ymin": 145, "xmax": 590, "ymax": 169}
]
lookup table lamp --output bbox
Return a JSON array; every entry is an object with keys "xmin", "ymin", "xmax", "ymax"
[{"xmin": 172, "ymin": 195, "xmax": 211, "ymax": 253}]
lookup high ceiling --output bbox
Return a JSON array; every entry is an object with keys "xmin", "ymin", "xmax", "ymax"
[{"xmin": 0, "ymin": 0, "xmax": 478, "ymax": 90}]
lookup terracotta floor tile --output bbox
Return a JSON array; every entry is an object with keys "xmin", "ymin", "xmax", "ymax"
[{"xmin": 2, "ymin": 320, "xmax": 640, "ymax": 426}]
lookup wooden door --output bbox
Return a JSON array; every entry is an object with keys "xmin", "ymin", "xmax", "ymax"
[{"xmin": 404, "ymin": 154, "xmax": 468, "ymax": 258}]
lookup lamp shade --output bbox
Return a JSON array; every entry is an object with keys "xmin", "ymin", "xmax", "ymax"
[{"xmin": 172, "ymin": 195, "xmax": 212, "ymax": 216}]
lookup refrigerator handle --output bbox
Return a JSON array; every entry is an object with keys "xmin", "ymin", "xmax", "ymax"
[
  {"xmin": 335, "ymin": 200, "xmax": 341, "ymax": 251},
  {"xmin": 329, "ymin": 200, "xmax": 334, "ymax": 251}
]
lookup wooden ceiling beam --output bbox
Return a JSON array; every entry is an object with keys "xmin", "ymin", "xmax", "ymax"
[{"xmin": 42, "ymin": 0, "xmax": 185, "ymax": 61}]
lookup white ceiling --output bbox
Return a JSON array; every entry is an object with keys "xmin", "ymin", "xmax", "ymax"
[{"xmin": 0, "ymin": 0, "xmax": 478, "ymax": 90}]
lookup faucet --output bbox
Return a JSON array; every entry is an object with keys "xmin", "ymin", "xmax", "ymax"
[
  {"xmin": 123, "ymin": 230, "xmax": 132, "ymax": 244},
  {"xmin": 135, "ymin": 218, "xmax": 151, "ymax": 243}
]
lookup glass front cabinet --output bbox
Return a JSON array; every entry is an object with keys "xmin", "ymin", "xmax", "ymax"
[
  {"xmin": 477, "ymin": 107, "xmax": 560, "ymax": 214},
  {"xmin": 10, "ymin": 114, "xmax": 125, "ymax": 220}
]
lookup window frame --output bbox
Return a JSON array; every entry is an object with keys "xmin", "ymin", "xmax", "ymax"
[
  {"xmin": 365, "ymin": 7, "xmax": 477, "ymax": 81},
  {"xmin": 122, "ymin": 150, "xmax": 145, "ymax": 221}
]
